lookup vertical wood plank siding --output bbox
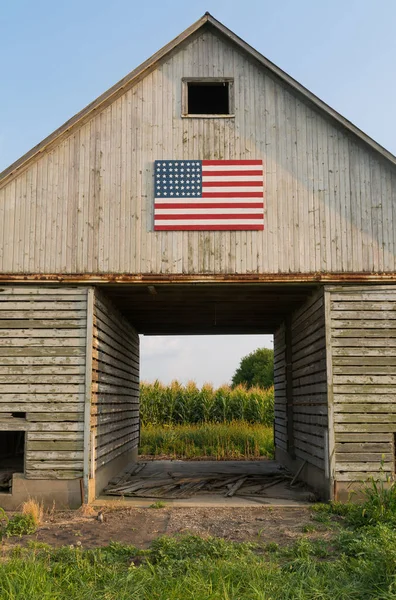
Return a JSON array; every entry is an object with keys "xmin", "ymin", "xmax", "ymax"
[
  {"xmin": 328, "ymin": 285, "xmax": 396, "ymax": 482},
  {"xmin": 0, "ymin": 287, "xmax": 87, "ymax": 479},
  {"xmin": 274, "ymin": 289, "xmax": 328, "ymax": 474},
  {"xmin": 1, "ymin": 30, "xmax": 395, "ymax": 276},
  {"xmin": 91, "ymin": 290, "xmax": 139, "ymax": 472}
]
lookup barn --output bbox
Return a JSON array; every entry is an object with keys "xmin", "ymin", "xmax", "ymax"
[{"xmin": 1, "ymin": 13, "xmax": 396, "ymax": 508}]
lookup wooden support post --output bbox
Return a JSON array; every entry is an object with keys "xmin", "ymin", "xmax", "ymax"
[
  {"xmin": 324, "ymin": 288, "xmax": 335, "ymax": 499},
  {"xmin": 285, "ymin": 316, "xmax": 295, "ymax": 458},
  {"xmin": 83, "ymin": 288, "xmax": 94, "ymax": 504}
]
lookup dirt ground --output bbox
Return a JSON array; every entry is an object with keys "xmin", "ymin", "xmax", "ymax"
[{"xmin": 2, "ymin": 505, "xmax": 332, "ymax": 550}]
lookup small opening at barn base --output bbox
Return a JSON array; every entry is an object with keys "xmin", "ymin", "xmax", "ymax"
[{"xmin": 0, "ymin": 431, "xmax": 25, "ymax": 494}]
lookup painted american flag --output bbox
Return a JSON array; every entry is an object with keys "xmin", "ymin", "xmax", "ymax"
[{"xmin": 154, "ymin": 159, "xmax": 264, "ymax": 231}]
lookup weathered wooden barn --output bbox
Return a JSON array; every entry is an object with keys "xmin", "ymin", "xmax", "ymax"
[{"xmin": 1, "ymin": 13, "xmax": 396, "ymax": 508}]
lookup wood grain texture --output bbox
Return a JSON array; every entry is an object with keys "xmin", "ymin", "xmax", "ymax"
[
  {"xmin": 0, "ymin": 287, "xmax": 87, "ymax": 480},
  {"xmin": 0, "ymin": 30, "xmax": 395, "ymax": 276},
  {"xmin": 328, "ymin": 285, "xmax": 396, "ymax": 482},
  {"xmin": 273, "ymin": 324, "xmax": 287, "ymax": 452},
  {"xmin": 274, "ymin": 289, "xmax": 329, "ymax": 474},
  {"xmin": 291, "ymin": 289, "xmax": 328, "ymax": 471},
  {"xmin": 91, "ymin": 289, "xmax": 139, "ymax": 473}
]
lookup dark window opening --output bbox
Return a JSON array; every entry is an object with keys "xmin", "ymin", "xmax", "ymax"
[
  {"xmin": 187, "ymin": 82, "xmax": 230, "ymax": 115},
  {"xmin": 0, "ymin": 431, "xmax": 25, "ymax": 493},
  {"xmin": 12, "ymin": 412, "xmax": 26, "ymax": 419}
]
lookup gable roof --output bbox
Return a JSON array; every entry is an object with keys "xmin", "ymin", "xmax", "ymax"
[{"xmin": 1, "ymin": 12, "xmax": 396, "ymax": 187}]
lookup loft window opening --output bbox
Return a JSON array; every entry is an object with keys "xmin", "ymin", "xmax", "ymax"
[
  {"xmin": 188, "ymin": 82, "xmax": 228, "ymax": 114},
  {"xmin": 183, "ymin": 78, "xmax": 234, "ymax": 117}
]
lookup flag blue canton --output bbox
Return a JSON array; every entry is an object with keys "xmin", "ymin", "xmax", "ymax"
[{"xmin": 155, "ymin": 160, "xmax": 202, "ymax": 197}]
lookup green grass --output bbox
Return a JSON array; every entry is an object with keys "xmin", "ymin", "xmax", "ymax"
[
  {"xmin": 139, "ymin": 421, "xmax": 274, "ymax": 459},
  {"xmin": 313, "ymin": 467, "xmax": 396, "ymax": 529},
  {"xmin": 3, "ymin": 475, "xmax": 396, "ymax": 599},
  {"xmin": 0, "ymin": 510, "xmax": 37, "ymax": 539},
  {"xmin": 3, "ymin": 461, "xmax": 396, "ymax": 599},
  {"xmin": 149, "ymin": 501, "xmax": 167, "ymax": 509},
  {"xmin": 3, "ymin": 526, "xmax": 396, "ymax": 599}
]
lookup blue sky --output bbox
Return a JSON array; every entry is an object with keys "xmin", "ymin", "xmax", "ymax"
[{"xmin": 1, "ymin": 1, "xmax": 396, "ymax": 385}]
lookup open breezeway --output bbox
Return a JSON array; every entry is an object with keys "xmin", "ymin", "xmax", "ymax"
[{"xmin": 94, "ymin": 281, "xmax": 330, "ymax": 502}]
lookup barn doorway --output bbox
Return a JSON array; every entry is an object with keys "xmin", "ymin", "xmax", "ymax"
[
  {"xmin": 0, "ymin": 431, "xmax": 25, "ymax": 493},
  {"xmin": 97, "ymin": 283, "xmax": 330, "ymax": 503},
  {"xmin": 132, "ymin": 333, "xmax": 286, "ymax": 502},
  {"xmin": 102, "ymin": 331, "xmax": 313, "ymax": 504}
]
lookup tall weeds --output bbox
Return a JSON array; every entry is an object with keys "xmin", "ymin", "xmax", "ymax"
[
  {"xmin": 140, "ymin": 381, "xmax": 274, "ymax": 426},
  {"xmin": 319, "ymin": 464, "xmax": 396, "ymax": 528}
]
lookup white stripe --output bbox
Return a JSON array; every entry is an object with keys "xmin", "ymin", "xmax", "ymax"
[
  {"xmin": 202, "ymin": 164, "xmax": 262, "ymax": 172},
  {"xmin": 155, "ymin": 208, "xmax": 264, "ymax": 215},
  {"xmin": 202, "ymin": 175, "xmax": 263, "ymax": 182},
  {"xmin": 154, "ymin": 219, "xmax": 263, "ymax": 225},
  {"xmin": 155, "ymin": 197, "xmax": 263, "ymax": 204},
  {"xmin": 202, "ymin": 186, "xmax": 263, "ymax": 193}
]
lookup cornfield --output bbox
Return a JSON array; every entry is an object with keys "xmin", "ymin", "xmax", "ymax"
[{"xmin": 139, "ymin": 380, "xmax": 274, "ymax": 426}]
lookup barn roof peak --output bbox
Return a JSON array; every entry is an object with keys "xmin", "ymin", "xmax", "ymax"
[{"xmin": 1, "ymin": 12, "xmax": 396, "ymax": 186}]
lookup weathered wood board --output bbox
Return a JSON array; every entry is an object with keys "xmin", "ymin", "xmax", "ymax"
[
  {"xmin": 103, "ymin": 461, "xmax": 314, "ymax": 501},
  {"xmin": 1, "ymin": 24, "xmax": 396, "ymax": 278},
  {"xmin": 274, "ymin": 288, "xmax": 329, "ymax": 476},
  {"xmin": 273, "ymin": 323, "xmax": 287, "ymax": 452},
  {"xmin": 0, "ymin": 286, "xmax": 87, "ymax": 480},
  {"xmin": 327, "ymin": 285, "xmax": 396, "ymax": 484},
  {"xmin": 90, "ymin": 290, "xmax": 140, "ymax": 474}
]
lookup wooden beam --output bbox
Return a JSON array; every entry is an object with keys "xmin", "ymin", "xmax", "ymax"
[
  {"xmin": 83, "ymin": 288, "xmax": 94, "ymax": 504},
  {"xmin": 285, "ymin": 316, "xmax": 295, "ymax": 458}
]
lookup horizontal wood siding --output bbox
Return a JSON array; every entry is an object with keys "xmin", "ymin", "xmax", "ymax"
[
  {"xmin": 91, "ymin": 290, "xmax": 139, "ymax": 471},
  {"xmin": 0, "ymin": 286, "xmax": 87, "ymax": 479},
  {"xmin": 274, "ymin": 323, "xmax": 287, "ymax": 451},
  {"xmin": 1, "ymin": 29, "xmax": 396, "ymax": 276},
  {"xmin": 291, "ymin": 289, "xmax": 328, "ymax": 472},
  {"xmin": 328, "ymin": 285, "xmax": 396, "ymax": 482}
]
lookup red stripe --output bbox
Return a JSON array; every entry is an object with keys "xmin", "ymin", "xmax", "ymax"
[
  {"xmin": 202, "ymin": 170, "xmax": 263, "ymax": 176},
  {"xmin": 155, "ymin": 214, "xmax": 262, "ymax": 220},
  {"xmin": 155, "ymin": 203, "xmax": 264, "ymax": 209},
  {"xmin": 202, "ymin": 181, "xmax": 262, "ymax": 188},
  {"xmin": 202, "ymin": 160, "xmax": 262, "ymax": 165},
  {"xmin": 155, "ymin": 224, "xmax": 264, "ymax": 231},
  {"xmin": 202, "ymin": 191, "xmax": 263, "ymax": 198}
]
